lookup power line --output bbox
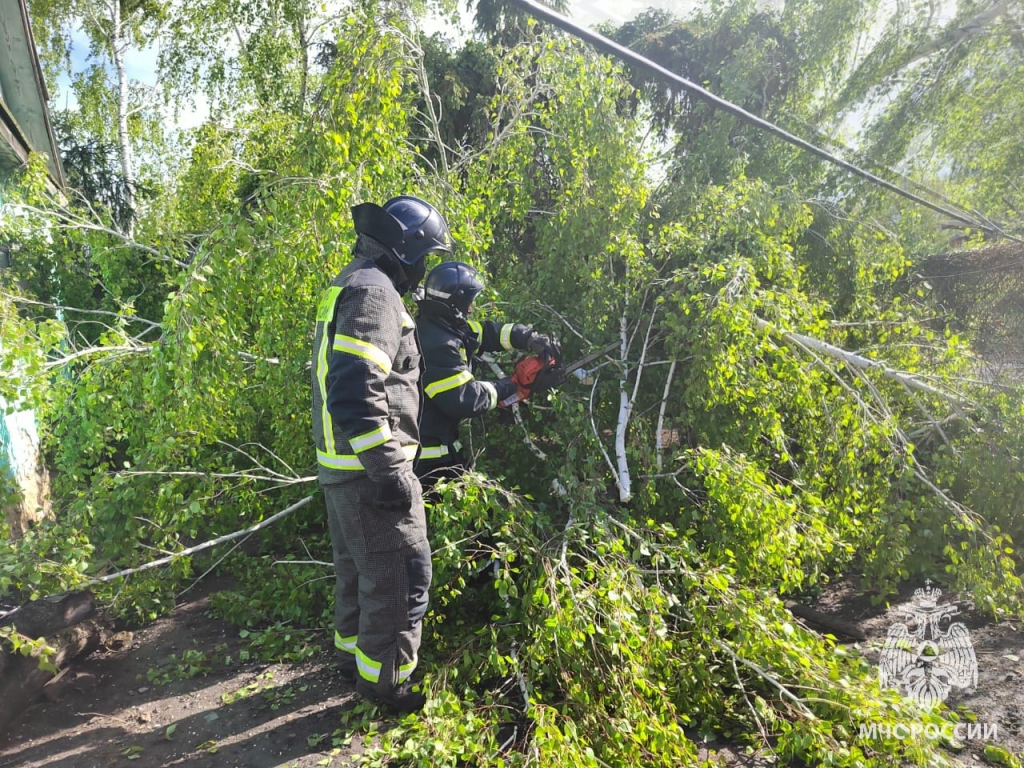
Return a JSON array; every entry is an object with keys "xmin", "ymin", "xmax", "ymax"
[
  {"xmin": 793, "ymin": 118, "xmax": 1009, "ymax": 235},
  {"xmin": 504, "ymin": 0, "xmax": 1022, "ymax": 245}
]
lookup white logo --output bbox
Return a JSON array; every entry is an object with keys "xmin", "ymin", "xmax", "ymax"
[{"xmin": 878, "ymin": 581, "xmax": 977, "ymax": 708}]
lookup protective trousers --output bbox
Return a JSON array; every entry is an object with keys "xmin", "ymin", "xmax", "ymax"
[{"xmin": 323, "ymin": 475, "xmax": 431, "ymax": 695}]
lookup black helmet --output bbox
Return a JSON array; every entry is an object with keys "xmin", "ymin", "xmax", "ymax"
[
  {"xmin": 423, "ymin": 261, "xmax": 485, "ymax": 318},
  {"xmin": 351, "ymin": 195, "xmax": 453, "ymax": 267}
]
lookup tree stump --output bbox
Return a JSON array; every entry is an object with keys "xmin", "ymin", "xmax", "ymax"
[{"xmin": 0, "ymin": 591, "xmax": 102, "ymax": 734}]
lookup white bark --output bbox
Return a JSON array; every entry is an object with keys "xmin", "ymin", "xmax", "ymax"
[
  {"xmin": 903, "ymin": 0, "xmax": 1010, "ymax": 70},
  {"xmin": 655, "ymin": 360, "xmax": 678, "ymax": 470},
  {"xmin": 85, "ymin": 495, "xmax": 314, "ymax": 585},
  {"xmin": 110, "ymin": 0, "xmax": 136, "ymax": 238},
  {"xmin": 754, "ymin": 318, "xmax": 968, "ymax": 405},
  {"xmin": 614, "ymin": 315, "xmax": 632, "ymax": 502}
]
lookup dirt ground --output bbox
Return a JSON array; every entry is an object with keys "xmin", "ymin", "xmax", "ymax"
[
  {"xmin": 1, "ymin": 577, "xmax": 1022, "ymax": 768},
  {"xmin": 812, "ymin": 578, "xmax": 1024, "ymax": 762},
  {"xmin": 0, "ymin": 587, "xmax": 364, "ymax": 768}
]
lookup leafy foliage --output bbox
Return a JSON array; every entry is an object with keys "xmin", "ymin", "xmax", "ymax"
[
  {"xmin": 0, "ymin": 625, "xmax": 58, "ymax": 673},
  {"xmin": 2, "ymin": 0, "xmax": 1024, "ymax": 764}
]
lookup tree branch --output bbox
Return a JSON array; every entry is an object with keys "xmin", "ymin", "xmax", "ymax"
[
  {"xmin": 753, "ymin": 317, "xmax": 970, "ymax": 406},
  {"xmin": 85, "ymin": 496, "xmax": 315, "ymax": 585},
  {"xmin": 655, "ymin": 359, "xmax": 678, "ymax": 470}
]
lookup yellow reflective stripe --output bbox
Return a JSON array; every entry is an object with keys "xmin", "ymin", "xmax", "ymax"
[
  {"xmin": 333, "ymin": 335, "xmax": 392, "ymax": 375},
  {"xmin": 356, "ymin": 646, "xmax": 382, "ymax": 683},
  {"xmin": 401, "ymin": 311, "xmax": 415, "ymax": 329},
  {"xmin": 316, "ymin": 326, "xmax": 335, "ymax": 456},
  {"xmin": 480, "ymin": 380, "xmax": 497, "ymax": 410},
  {"xmin": 500, "ymin": 324, "xmax": 515, "ymax": 350},
  {"xmin": 425, "ymin": 370, "xmax": 473, "ymax": 398},
  {"xmin": 316, "ymin": 286, "xmax": 343, "ymax": 322},
  {"xmin": 467, "ymin": 320, "xmax": 483, "ymax": 344},
  {"xmin": 315, "ymin": 289, "xmax": 343, "ymax": 455},
  {"xmin": 350, "ymin": 423, "xmax": 392, "ymax": 453},
  {"xmin": 335, "ymin": 631, "xmax": 357, "ymax": 652},
  {"xmin": 318, "ymin": 450, "xmax": 364, "ymax": 470},
  {"xmin": 397, "ymin": 657, "xmax": 417, "ymax": 684},
  {"xmin": 318, "ymin": 330, "xmax": 334, "ymax": 454},
  {"xmin": 419, "ymin": 440, "xmax": 461, "ymax": 460},
  {"xmin": 318, "ymin": 445, "xmax": 419, "ymax": 470}
]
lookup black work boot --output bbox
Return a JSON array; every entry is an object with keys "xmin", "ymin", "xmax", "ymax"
[
  {"xmin": 335, "ymin": 651, "xmax": 357, "ymax": 685},
  {"xmin": 356, "ymin": 679, "xmax": 426, "ymax": 714},
  {"xmin": 338, "ymin": 664, "xmax": 357, "ymax": 685}
]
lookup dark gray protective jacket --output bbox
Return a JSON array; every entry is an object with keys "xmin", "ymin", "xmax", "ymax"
[
  {"xmin": 415, "ymin": 301, "xmax": 534, "ymax": 461},
  {"xmin": 311, "ymin": 239, "xmax": 422, "ymax": 486}
]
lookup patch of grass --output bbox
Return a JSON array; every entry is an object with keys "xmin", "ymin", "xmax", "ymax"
[{"xmin": 145, "ymin": 648, "xmax": 210, "ymax": 685}]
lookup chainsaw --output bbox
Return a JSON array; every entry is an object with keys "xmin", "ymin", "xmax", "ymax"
[{"xmin": 499, "ymin": 340, "xmax": 620, "ymax": 407}]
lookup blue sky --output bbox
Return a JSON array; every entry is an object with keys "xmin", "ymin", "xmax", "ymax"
[
  {"xmin": 54, "ymin": 23, "xmax": 162, "ymax": 108},
  {"xmin": 48, "ymin": 1, "xmax": 698, "ymax": 129}
]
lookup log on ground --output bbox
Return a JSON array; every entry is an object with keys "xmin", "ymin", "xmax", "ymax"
[
  {"xmin": 785, "ymin": 600, "xmax": 867, "ymax": 641},
  {"xmin": 0, "ymin": 591, "xmax": 102, "ymax": 734}
]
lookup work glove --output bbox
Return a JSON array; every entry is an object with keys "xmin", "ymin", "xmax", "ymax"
[
  {"xmin": 531, "ymin": 363, "xmax": 566, "ymax": 395},
  {"xmin": 527, "ymin": 333, "xmax": 561, "ymax": 365},
  {"xmin": 373, "ymin": 472, "xmax": 420, "ymax": 513},
  {"xmin": 494, "ymin": 376, "xmax": 520, "ymax": 403}
]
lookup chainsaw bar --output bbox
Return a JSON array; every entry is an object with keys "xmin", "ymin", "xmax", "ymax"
[{"xmin": 561, "ymin": 340, "xmax": 620, "ymax": 375}]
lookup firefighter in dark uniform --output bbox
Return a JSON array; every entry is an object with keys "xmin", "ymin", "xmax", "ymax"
[
  {"xmin": 414, "ymin": 261, "xmax": 561, "ymax": 484},
  {"xmin": 311, "ymin": 196, "xmax": 452, "ymax": 714}
]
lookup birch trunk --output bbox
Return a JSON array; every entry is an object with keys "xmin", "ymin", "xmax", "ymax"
[
  {"xmin": 110, "ymin": 0, "xmax": 136, "ymax": 238},
  {"xmin": 614, "ymin": 315, "xmax": 632, "ymax": 502},
  {"xmin": 656, "ymin": 359, "xmax": 677, "ymax": 470}
]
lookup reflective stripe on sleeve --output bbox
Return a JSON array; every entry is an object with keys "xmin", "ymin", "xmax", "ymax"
[
  {"xmin": 333, "ymin": 334, "xmax": 392, "ymax": 375},
  {"xmin": 316, "ymin": 328, "xmax": 335, "ymax": 455},
  {"xmin": 500, "ymin": 323, "xmax": 515, "ymax": 350},
  {"xmin": 419, "ymin": 440, "xmax": 462, "ymax": 460},
  {"xmin": 350, "ymin": 423, "xmax": 393, "ymax": 453},
  {"xmin": 314, "ymin": 287, "xmax": 344, "ymax": 456},
  {"xmin": 467, "ymin": 320, "xmax": 483, "ymax": 344},
  {"xmin": 480, "ymin": 380, "xmax": 498, "ymax": 410},
  {"xmin": 317, "ymin": 444, "xmax": 419, "ymax": 470},
  {"xmin": 317, "ymin": 451, "xmax": 364, "ymax": 471},
  {"xmin": 424, "ymin": 370, "xmax": 474, "ymax": 398}
]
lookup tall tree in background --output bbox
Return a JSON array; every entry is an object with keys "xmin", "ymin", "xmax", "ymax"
[{"xmin": 30, "ymin": 0, "xmax": 170, "ymax": 237}]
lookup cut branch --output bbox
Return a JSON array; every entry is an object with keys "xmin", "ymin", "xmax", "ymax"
[
  {"xmin": 754, "ymin": 317, "xmax": 970, "ymax": 406},
  {"xmin": 85, "ymin": 495, "xmax": 315, "ymax": 585},
  {"xmin": 0, "ymin": 591, "xmax": 101, "ymax": 734}
]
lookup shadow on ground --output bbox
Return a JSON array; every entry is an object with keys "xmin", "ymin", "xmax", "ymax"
[{"xmin": 0, "ymin": 591, "xmax": 362, "ymax": 768}]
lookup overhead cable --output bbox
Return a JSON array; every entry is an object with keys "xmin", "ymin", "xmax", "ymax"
[{"xmin": 504, "ymin": 0, "xmax": 1021, "ymax": 244}]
